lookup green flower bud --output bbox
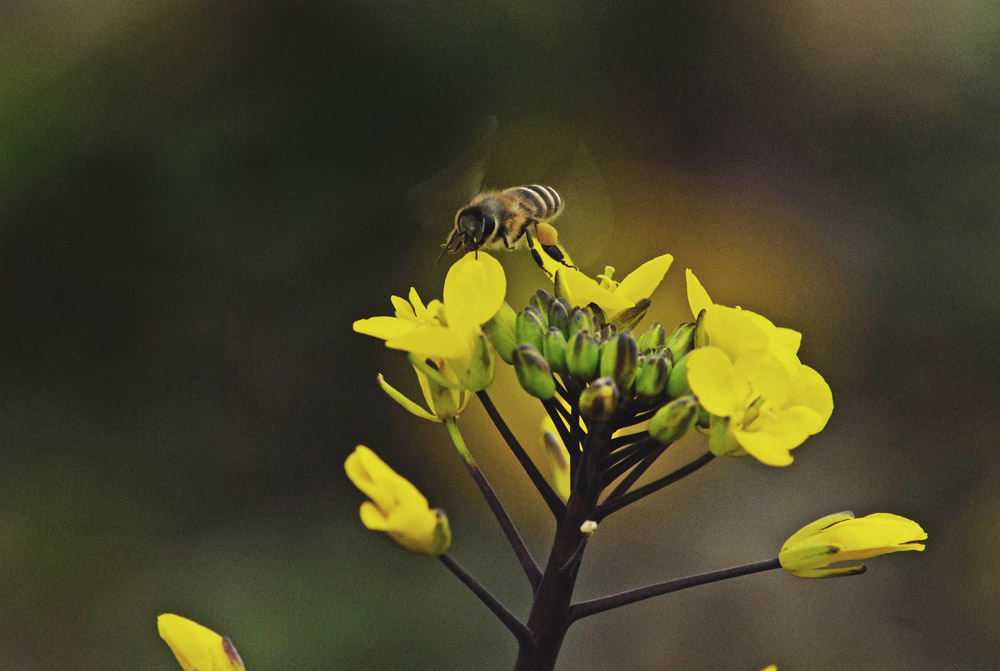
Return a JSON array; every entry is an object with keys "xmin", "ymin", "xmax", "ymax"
[
  {"xmin": 484, "ymin": 301, "xmax": 517, "ymax": 365},
  {"xmin": 454, "ymin": 330, "xmax": 495, "ymax": 391},
  {"xmin": 429, "ymin": 509, "xmax": 453, "ymax": 556},
  {"xmin": 548, "ymin": 298, "xmax": 571, "ymax": 338},
  {"xmin": 513, "ymin": 344, "xmax": 556, "ymax": 399},
  {"xmin": 598, "ymin": 323, "xmax": 617, "ymax": 342},
  {"xmin": 579, "ymin": 377, "xmax": 619, "ymax": 422},
  {"xmin": 633, "ymin": 351, "xmax": 672, "ymax": 402},
  {"xmin": 648, "ymin": 395, "xmax": 699, "ymax": 444},
  {"xmin": 589, "ymin": 303, "xmax": 608, "ymax": 329},
  {"xmin": 609, "ymin": 298, "xmax": 651, "ymax": 332},
  {"xmin": 516, "ymin": 306, "xmax": 547, "ymax": 352},
  {"xmin": 568, "ymin": 306, "xmax": 595, "ymax": 336},
  {"xmin": 530, "ymin": 289, "xmax": 555, "ymax": 317},
  {"xmin": 666, "ymin": 351, "xmax": 692, "ymax": 398},
  {"xmin": 543, "ymin": 327, "xmax": 569, "ymax": 375},
  {"xmin": 566, "ymin": 330, "xmax": 600, "ymax": 381},
  {"xmin": 599, "ymin": 332, "xmax": 638, "ymax": 392},
  {"xmin": 636, "ymin": 321, "xmax": 667, "ymax": 353},
  {"xmin": 665, "ymin": 321, "xmax": 696, "ymax": 363}
]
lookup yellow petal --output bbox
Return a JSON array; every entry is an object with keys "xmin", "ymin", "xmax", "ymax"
[
  {"xmin": 408, "ymin": 287, "xmax": 428, "ymax": 319},
  {"xmin": 732, "ymin": 349, "xmax": 792, "ymax": 408},
  {"xmin": 782, "ymin": 512, "xmax": 855, "ymax": 549},
  {"xmin": 390, "ymin": 295, "xmax": 416, "ymax": 320},
  {"xmin": 685, "ymin": 268, "xmax": 713, "ymax": 317},
  {"xmin": 686, "ymin": 347, "xmax": 741, "ymax": 417},
  {"xmin": 385, "ymin": 323, "xmax": 471, "ymax": 359},
  {"xmin": 359, "ymin": 500, "xmax": 391, "ymax": 530},
  {"xmin": 700, "ymin": 306, "xmax": 770, "ymax": 360},
  {"xmin": 555, "ymin": 266, "xmax": 633, "ymax": 312},
  {"xmin": 773, "ymin": 326, "xmax": 802, "ymax": 354},
  {"xmin": 732, "ymin": 424, "xmax": 800, "ymax": 466},
  {"xmin": 353, "ymin": 316, "xmax": 419, "ymax": 341},
  {"xmin": 443, "ymin": 252, "xmax": 506, "ymax": 334},
  {"xmin": 345, "ymin": 445, "xmax": 413, "ymax": 514},
  {"xmin": 613, "ymin": 254, "xmax": 673, "ymax": 303},
  {"xmin": 818, "ymin": 513, "xmax": 927, "ymax": 561},
  {"xmin": 157, "ymin": 614, "xmax": 245, "ymax": 671},
  {"xmin": 789, "ymin": 365, "xmax": 834, "ymax": 431}
]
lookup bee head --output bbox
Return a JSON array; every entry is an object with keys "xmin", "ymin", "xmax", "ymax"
[{"xmin": 456, "ymin": 206, "xmax": 497, "ymax": 251}]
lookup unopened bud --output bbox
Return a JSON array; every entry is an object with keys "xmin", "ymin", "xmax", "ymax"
[
  {"xmin": 569, "ymin": 306, "xmax": 595, "ymax": 336},
  {"xmin": 566, "ymin": 330, "xmax": 600, "ymax": 381},
  {"xmin": 648, "ymin": 395, "xmax": 699, "ymax": 444},
  {"xmin": 599, "ymin": 332, "xmax": 638, "ymax": 392},
  {"xmin": 665, "ymin": 321, "xmax": 696, "ymax": 363},
  {"xmin": 548, "ymin": 298, "xmax": 572, "ymax": 338},
  {"xmin": 530, "ymin": 289, "xmax": 555, "ymax": 317},
  {"xmin": 579, "ymin": 377, "xmax": 618, "ymax": 422},
  {"xmin": 543, "ymin": 327, "xmax": 569, "ymax": 375},
  {"xmin": 513, "ymin": 344, "xmax": 556, "ymax": 399},
  {"xmin": 454, "ymin": 331, "xmax": 495, "ymax": 391},
  {"xmin": 633, "ymin": 351, "xmax": 672, "ymax": 402},
  {"xmin": 636, "ymin": 321, "xmax": 667, "ymax": 353},
  {"xmin": 666, "ymin": 351, "xmax": 692, "ymax": 398},
  {"xmin": 484, "ymin": 302, "xmax": 517, "ymax": 365},
  {"xmin": 609, "ymin": 298, "xmax": 651, "ymax": 332},
  {"xmin": 516, "ymin": 306, "xmax": 547, "ymax": 351}
]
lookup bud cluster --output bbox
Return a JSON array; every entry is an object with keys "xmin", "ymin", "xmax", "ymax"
[{"xmin": 502, "ymin": 289, "xmax": 700, "ymax": 443}]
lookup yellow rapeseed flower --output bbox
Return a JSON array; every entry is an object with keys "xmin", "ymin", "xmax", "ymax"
[
  {"xmin": 157, "ymin": 613, "xmax": 245, "ymax": 671},
  {"xmin": 354, "ymin": 252, "xmax": 505, "ymax": 359},
  {"xmin": 344, "ymin": 445, "xmax": 451, "ymax": 556},
  {"xmin": 687, "ymin": 346, "xmax": 832, "ymax": 466},
  {"xmin": 686, "ymin": 269, "xmax": 801, "ymax": 363},
  {"xmin": 353, "ymin": 252, "xmax": 507, "ymax": 417},
  {"xmin": 553, "ymin": 254, "xmax": 673, "ymax": 325},
  {"xmin": 780, "ymin": 512, "xmax": 927, "ymax": 578}
]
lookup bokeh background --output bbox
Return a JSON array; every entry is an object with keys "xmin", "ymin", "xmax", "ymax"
[{"xmin": 2, "ymin": 1, "xmax": 998, "ymax": 669}]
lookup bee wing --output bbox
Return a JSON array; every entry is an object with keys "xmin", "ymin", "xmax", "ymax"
[
  {"xmin": 408, "ymin": 115, "xmax": 499, "ymax": 235},
  {"xmin": 543, "ymin": 143, "xmax": 615, "ymax": 268}
]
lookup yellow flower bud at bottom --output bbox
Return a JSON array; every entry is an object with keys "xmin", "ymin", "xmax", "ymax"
[{"xmin": 157, "ymin": 614, "xmax": 245, "ymax": 671}]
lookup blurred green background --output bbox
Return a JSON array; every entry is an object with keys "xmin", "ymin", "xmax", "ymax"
[{"xmin": 2, "ymin": 1, "xmax": 998, "ymax": 669}]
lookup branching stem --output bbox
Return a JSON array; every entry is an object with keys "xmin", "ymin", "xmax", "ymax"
[
  {"xmin": 439, "ymin": 554, "xmax": 534, "ymax": 647},
  {"xmin": 445, "ymin": 419, "xmax": 543, "ymax": 589}
]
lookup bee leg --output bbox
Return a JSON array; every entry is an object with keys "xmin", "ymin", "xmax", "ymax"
[
  {"xmin": 525, "ymin": 230, "xmax": 558, "ymax": 279},
  {"xmin": 435, "ymin": 244, "xmax": 450, "ymax": 264},
  {"xmin": 436, "ymin": 230, "xmax": 462, "ymax": 263},
  {"xmin": 541, "ymin": 243, "xmax": 574, "ymax": 267}
]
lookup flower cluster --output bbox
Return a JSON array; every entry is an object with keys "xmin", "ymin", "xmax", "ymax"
[{"xmin": 338, "ymin": 244, "xmax": 926, "ymax": 671}]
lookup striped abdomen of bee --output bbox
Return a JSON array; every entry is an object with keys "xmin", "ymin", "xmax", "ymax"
[{"xmin": 438, "ymin": 185, "xmax": 574, "ymax": 275}]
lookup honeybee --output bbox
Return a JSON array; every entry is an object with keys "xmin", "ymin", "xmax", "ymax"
[{"xmin": 437, "ymin": 184, "xmax": 574, "ymax": 275}]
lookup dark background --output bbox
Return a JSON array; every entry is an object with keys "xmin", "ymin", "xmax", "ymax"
[{"xmin": 2, "ymin": 1, "xmax": 998, "ymax": 669}]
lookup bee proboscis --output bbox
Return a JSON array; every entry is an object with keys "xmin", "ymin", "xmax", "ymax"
[{"xmin": 437, "ymin": 184, "xmax": 574, "ymax": 275}]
